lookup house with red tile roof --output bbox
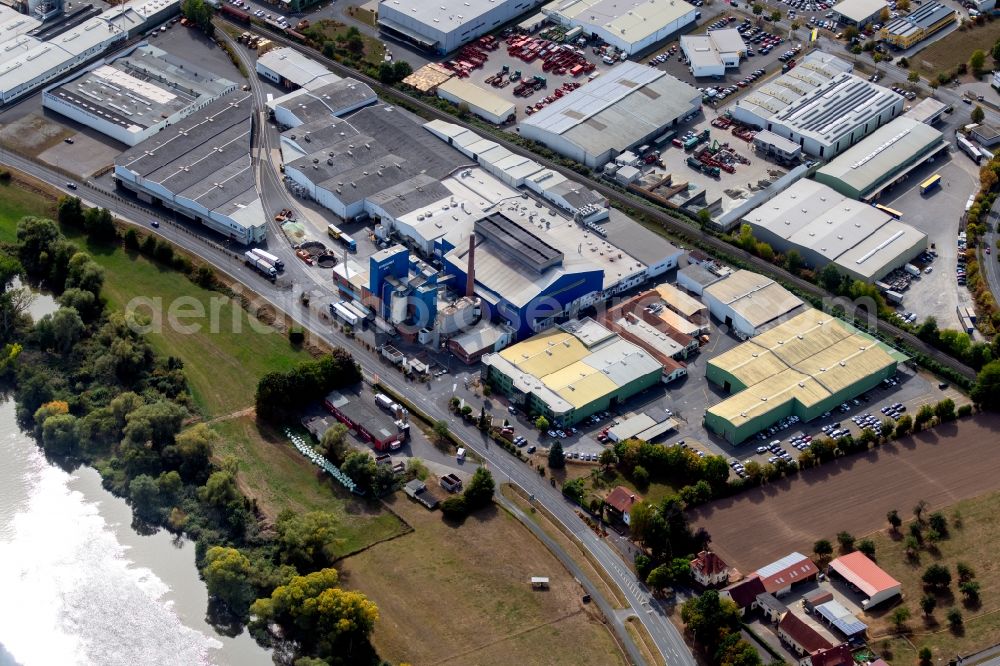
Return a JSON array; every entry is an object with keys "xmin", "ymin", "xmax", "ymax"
[
  {"xmin": 604, "ymin": 486, "xmax": 642, "ymax": 526},
  {"xmin": 721, "ymin": 575, "xmax": 766, "ymax": 615},
  {"xmin": 810, "ymin": 643, "xmax": 854, "ymax": 666},
  {"xmin": 756, "ymin": 552, "xmax": 819, "ymax": 596},
  {"xmin": 777, "ymin": 612, "xmax": 832, "ymax": 658},
  {"xmin": 691, "ymin": 550, "xmax": 730, "ymax": 587}
]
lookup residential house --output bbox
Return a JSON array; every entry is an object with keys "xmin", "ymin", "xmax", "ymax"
[
  {"xmin": 691, "ymin": 550, "xmax": 730, "ymax": 587},
  {"xmin": 777, "ymin": 612, "xmax": 833, "ymax": 660},
  {"xmin": 721, "ymin": 575, "xmax": 766, "ymax": 615},
  {"xmin": 605, "ymin": 486, "xmax": 642, "ymax": 526}
]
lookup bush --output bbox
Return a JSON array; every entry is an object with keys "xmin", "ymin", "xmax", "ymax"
[
  {"xmin": 289, "ymin": 326, "xmax": 305, "ymax": 344},
  {"xmin": 440, "ymin": 495, "xmax": 468, "ymax": 519}
]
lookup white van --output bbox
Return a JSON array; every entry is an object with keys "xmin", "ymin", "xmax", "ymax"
[{"xmin": 456, "ymin": 447, "xmax": 466, "ymax": 461}]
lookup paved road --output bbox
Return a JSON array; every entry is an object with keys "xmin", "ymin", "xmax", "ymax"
[{"xmin": 223, "ymin": 17, "xmax": 978, "ymax": 384}]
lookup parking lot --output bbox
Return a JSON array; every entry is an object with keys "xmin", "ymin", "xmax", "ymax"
[{"xmin": 881, "ymin": 154, "xmax": 980, "ymax": 331}]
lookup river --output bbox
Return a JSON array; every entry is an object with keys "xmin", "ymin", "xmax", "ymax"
[{"xmin": 0, "ymin": 286, "xmax": 272, "ymax": 666}]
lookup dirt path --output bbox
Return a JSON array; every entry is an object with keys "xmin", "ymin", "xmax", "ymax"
[{"xmin": 690, "ymin": 414, "xmax": 1000, "ymax": 572}]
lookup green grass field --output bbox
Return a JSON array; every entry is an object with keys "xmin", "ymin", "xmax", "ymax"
[
  {"xmin": 0, "ymin": 182, "xmax": 57, "ymax": 243},
  {"xmin": 913, "ymin": 21, "xmax": 1000, "ymax": 80}
]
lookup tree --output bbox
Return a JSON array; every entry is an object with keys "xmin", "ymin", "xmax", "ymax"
[
  {"xmin": 378, "ymin": 61, "xmax": 396, "ymax": 83},
  {"xmin": 632, "ymin": 464, "xmax": 649, "ymax": 488},
  {"xmin": 908, "ymin": 70, "xmax": 920, "ymax": 82},
  {"xmin": 770, "ymin": 9, "xmax": 782, "ymax": 21},
  {"xmin": 680, "ymin": 590, "xmax": 742, "ymax": 651},
  {"xmin": 857, "ymin": 539, "xmax": 876, "ymax": 558},
  {"xmin": 535, "ymin": 415, "xmax": 550, "ymax": 431},
  {"xmin": 181, "ymin": 0, "xmax": 214, "ymax": 35},
  {"xmin": 432, "ymin": 419, "xmax": 450, "ymax": 443},
  {"xmin": 813, "ymin": 539, "xmax": 833, "ymax": 557},
  {"xmin": 913, "ymin": 499, "xmax": 929, "ymax": 523},
  {"xmin": 897, "ymin": 0, "xmax": 909, "ymax": 9},
  {"xmin": 928, "ymin": 512, "xmax": 948, "ymax": 536},
  {"xmin": 891, "ymin": 606, "xmax": 911, "ymax": 633},
  {"xmin": 934, "ymin": 399, "xmax": 956, "ymax": 423},
  {"xmin": 393, "ymin": 60, "xmax": 412, "ymax": 81},
  {"xmin": 463, "ymin": 467, "xmax": 495, "ymax": 510},
  {"xmin": 276, "ymin": 511, "xmax": 341, "ymax": 569},
  {"xmin": 894, "ymin": 414, "xmax": 913, "ymax": 438},
  {"xmin": 880, "ymin": 6, "xmax": 890, "ymax": 22},
  {"xmin": 36, "ymin": 307, "xmax": 84, "ymax": 354},
  {"xmin": 548, "ymin": 441, "xmax": 565, "ymax": 469},
  {"xmin": 920, "ymin": 594, "xmax": 937, "ymax": 617},
  {"xmin": 919, "ymin": 647, "xmax": 933, "ymax": 666},
  {"xmin": 972, "ymin": 360, "xmax": 1000, "ymax": 409},
  {"xmin": 16, "ymin": 216, "xmax": 61, "ymax": 277},
  {"xmin": 124, "ymin": 400, "xmax": 186, "ymax": 449},
  {"xmin": 320, "ymin": 423, "xmax": 350, "ymax": 464},
  {"xmin": 249, "ymin": 568, "xmax": 378, "ymax": 662},
  {"xmin": 203, "ymin": 546, "xmax": 255, "ymax": 614},
  {"xmin": 58, "ymin": 287, "xmax": 97, "ymax": 322},
  {"xmin": 128, "ymin": 474, "xmax": 161, "ymax": 521},
  {"xmin": 440, "ymin": 495, "xmax": 467, "ymax": 519},
  {"xmin": 599, "ymin": 447, "xmax": 617, "ymax": 470},
  {"xmin": 785, "ymin": 249, "xmax": 805, "ymax": 273},
  {"xmin": 971, "ymin": 49, "xmax": 987, "ymax": 73},
  {"xmin": 82, "ymin": 207, "xmax": 117, "ymax": 243},
  {"xmin": 751, "ymin": 2, "xmax": 763, "ymax": 14},
  {"xmin": 199, "ymin": 471, "xmax": 241, "ymax": 509},
  {"xmin": 65, "ymin": 253, "xmax": 104, "ymax": 297},
  {"xmin": 819, "ymin": 263, "xmax": 845, "ymax": 292},
  {"xmin": 946, "ymin": 608, "xmax": 963, "ymax": 631},
  {"xmin": 957, "ymin": 562, "xmax": 975, "ymax": 582},
  {"xmin": 57, "ymin": 196, "xmax": 85, "ymax": 228},
  {"xmin": 255, "ymin": 353, "xmax": 360, "ymax": 424},
  {"xmin": 960, "ymin": 580, "xmax": 981, "ymax": 605},
  {"xmin": 164, "ymin": 422, "xmax": 215, "ymax": 485},
  {"xmin": 836, "ymin": 531, "xmax": 856, "ymax": 552},
  {"xmin": 972, "ymin": 105, "xmax": 986, "ymax": 124},
  {"xmin": 341, "ymin": 451, "xmax": 377, "ymax": 493},
  {"xmin": 887, "ymin": 509, "xmax": 902, "ymax": 532},
  {"xmin": 922, "ymin": 563, "xmax": 951, "ymax": 589},
  {"xmin": 40, "ymin": 412, "xmax": 78, "ymax": 455}
]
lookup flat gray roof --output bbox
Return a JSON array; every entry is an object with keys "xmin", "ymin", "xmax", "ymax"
[
  {"xmin": 475, "ymin": 212, "xmax": 564, "ymax": 271},
  {"xmin": 771, "ymin": 73, "xmax": 902, "ymax": 146},
  {"xmin": 115, "ymin": 91, "xmax": 261, "ymax": 219},
  {"xmin": 521, "ymin": 62, "xmax": 700, "ymax": 157},
  {"xmin": 286, "ymin": 104, "xmax": 463, "ymax": 205},
  {"xmin": 599, "ymin": 208, "xmax": 683, "ymax": 267},
  {"xmin": 832, "ymin": 0, "xmax": 887, "ymax": 22},
  {"xmin": 274, "ymin": 78, "xmax": 376, "ymax": 123},
  {"xmin": 47, "ymin": 44, "xmax": 234, "ymax": 134}
]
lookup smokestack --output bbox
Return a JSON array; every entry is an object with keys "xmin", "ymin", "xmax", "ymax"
[{"xmin": 465, "ymin": 232, "xmax": 476, "ymax": 298}]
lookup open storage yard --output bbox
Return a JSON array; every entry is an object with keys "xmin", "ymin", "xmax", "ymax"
[
  {"xmin": 338, "ymin": 494, "xmax": 629, "ymax": 666},
  {"xmin": 690, "ymin": 413, "xmax": 1000, "ymax": 574}
]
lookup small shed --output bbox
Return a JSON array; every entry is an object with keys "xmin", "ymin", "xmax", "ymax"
[{"xmin": 531, "ymin": 577, "xmax": 550, "ymax": 590}]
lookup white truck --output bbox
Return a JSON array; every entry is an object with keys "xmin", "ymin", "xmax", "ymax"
[
  {"xmin": 250, "ymin": 248, "xmax": 284, "ymax": 271},
  {"xmin": 244, "ymin": 251, "xmax": 277, "ymax": 280},
  {"xmin": 904, "ymin": 263, "xmax": 921, "ymax": 277}
]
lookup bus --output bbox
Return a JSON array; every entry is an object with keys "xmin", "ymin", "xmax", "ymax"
[
  {"xmin": 874, "ymin": 204, "xmax": 902, "ymax": 220},
  {"xmin": 920, "ymin": 174, "xmax": 941, "ymax": 194},
  {"xmin": 327, "ymin": 223, "xmax": 343, "ymax": 239},
  {"xmin": 338, "ymin": 232, "xmax": 357, "ymax": 252}
]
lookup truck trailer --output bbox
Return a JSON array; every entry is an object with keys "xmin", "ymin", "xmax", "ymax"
[{"xmin": 244, "ymin": 251, "xmax": 277, "ymax": 280}]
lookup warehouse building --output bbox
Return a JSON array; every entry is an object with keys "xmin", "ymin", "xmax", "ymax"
[
  {"xmin": 680, "ymin": 29, "xmax": 747, "ymax": 78},
  {"xmin": 270, "ymin": 78, "xmax": 377, "ymax": 127},
  {"xmin": 731, "ymin": 53, "xmax": 852, "ymax": 130},
  {"xmin": 831, "ymin": 0, "xmax": 888, "ymax": 26},
  {"xmin": 902, "ymin": 97, "xmax": 947, "ymax": 126},
  {"xmin": 114, "ymin": 91, "xmax": 268, "ymax": 245},
  {"xmin": 0, "ymin": 0, "xmax": 181, "ymax": 104},
  {"xmin": 814, "ymin": 117, "xmax": 948, "ymax": 201},
  {"xmin": 255, "ymin": 46, "xmax": 337, "ymax": 89},
  {"xmin": 519, "ymin": 62, "xmax": 701, "ymax": 167},
  {"xmin": 482, "ymin": 318, "xmax": 664, "ymax": 426},
  {"xmin": 743, "ymin": 179, "xmax": 928, "ymax": 282},
  {"xmin": 732, "ymin": 71, "xmax": 903, "ymax": 159},
  {"xmin": 828, "ymin": 552, "xmax": 902, "ymax": 609},
  {"xmin": 702, "ymin": 269, "xmax": 803, "ymax": 338},
  {"xmin": 43, "ymin": 44, "xmax": 235, "ymax": 146},
  {"xmin": 880, "ymin": 1, "xmax": 955, "ymax": 49},
  {"xmin": 704, "ymin": 308, "xmax": 906, "ymax": 443},
  {"xmin": 437, "ymin": 77, "xmax": 516, "ymax": 124},
  {"xmin": 324, "ymin": 387, "xmax": 409, "ymax": 451},
  {"xmin": 377, "ymin": 0, "xmax": 544, "ymax": 54},
  {"xmin": 541, "ymin": 0, "xmax": 697, "ymax": 55}
]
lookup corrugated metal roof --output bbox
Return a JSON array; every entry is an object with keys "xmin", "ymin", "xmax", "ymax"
[
  {"xmin": 704, "ymin": 270, "xmax": 802, "ymax": 328},
  {"xmin": 832, "ymin": 0, "xmax": 887, "ymax": 22}
]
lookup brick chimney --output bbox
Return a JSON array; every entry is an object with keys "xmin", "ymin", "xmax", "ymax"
[{"xmin": 465, "ymin": 232, "xmax": 476, "ymax": 298}]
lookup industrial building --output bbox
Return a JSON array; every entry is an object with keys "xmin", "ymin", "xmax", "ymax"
[
  {"xmin": 879, "ymin": 1, "xmax": 955, "ymax": 48},
  {"xmin": 731, "ymin": 69, "xmax": 904, "ymax": 159},
  {"xmin": 255, "ymin": 47, "xmax": 339, "ymax": 89},
  {"xmin": 606, "ymin": 409, "xmax": 677, "ymax": 442},
  {"xmin": 0, "ymin": 0, "xmax": 179, "ymax": 104},
  {"xmin": 828, "ymin": 552, "xmax": 902, "ymax": 609},
  {"xmin": 743, "ymin": 179, "xmax": 929, "ymax": 282},
  {"xmin": 114, "ymin": 91, "xmax": 268, "ymax": 245},
  {"xmin": 482, "ymin": 318, "xmax": 665, "ymax": 426},
  {"xmin": 814, "ymin": 117, "xmax": 948, "ymax": 201},
  {"xmin": 377, "ymin": 0, "xmax": 544, "ymax": 54},
  {"xmin": 541, "ymin": 0, "xmax": 697, "ymax": 55},
  {"xmin": 436, "ymin": 77, "xmax": 516, "ymax": 124},
  {"xmin": 323, "ymin": 387, "xmax": 410, "ymax": 451},
  {"xmin": 518, "ymin": 62, "xmax": 701, "ymax": 167},
  {"xmin": 43, "ymin": 44, "xmax": 235, "ymax": 146},
  {"xmin": 702, "ymin": 269, "xmax": 802, "ymax": 338},
  {"xmin": 902, "ymin": 97, "xmax": 947, "ymax": 126},
  {"xmin": 270, "ymin": 78, "xmax": 377, "ymax": 127},
  {"xmin": 680, "ymin": 29, "xmax": 747, "ymax": 78},
  {"xmin": 831, "ymin": 0, "xmax": 888, "ymax": 26},
  {"xmin": 704, "ymin": 308, "xmax": 906, "ymax": 443}
]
